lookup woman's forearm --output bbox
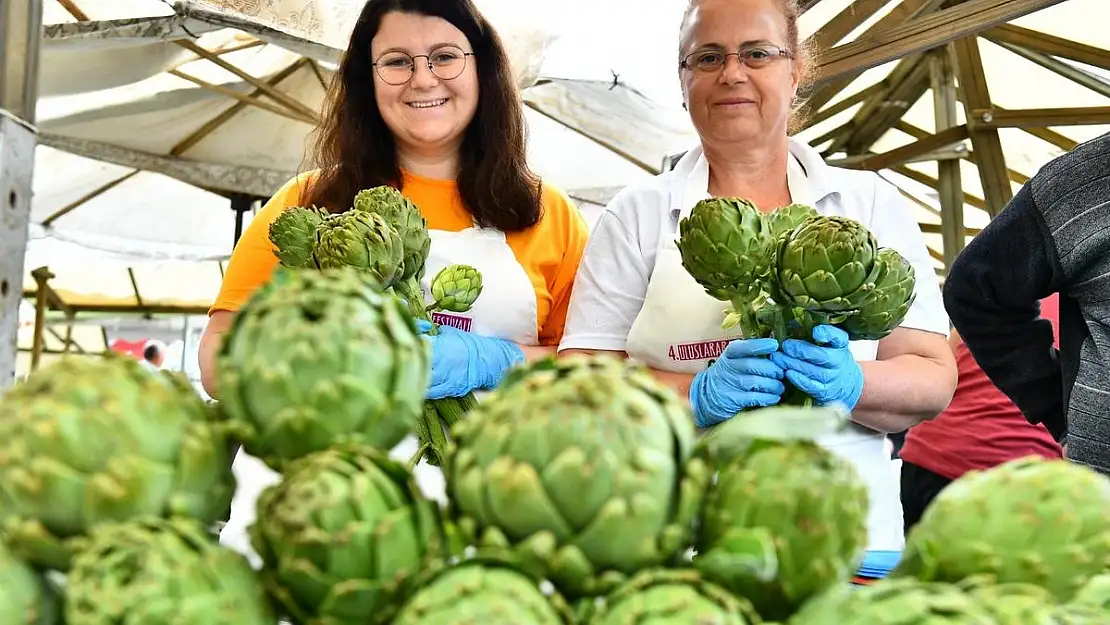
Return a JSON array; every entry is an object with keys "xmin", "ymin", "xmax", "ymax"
[
  {"xmin": 851, "ymin": 355, "xmax": 957, "ymax": 433},
  {"xmin": 517, "ymin": 344, "xmax": 557, "ymax": 361},
  {"xmin": 557, "ymin": 348, "xmax": 696, "ymax": 401}
]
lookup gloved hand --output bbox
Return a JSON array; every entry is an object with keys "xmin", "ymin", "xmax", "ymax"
[
  {"xmin": 770, "ymin": 324, "xmax": 864, "ymax": 410},
  {"xmin": 689, "ymin": 338, "xmax": 786, "ymax": 428},
  {"xmin": 416, "ymin": 320, "xmax": 525, "ymax": 399}
]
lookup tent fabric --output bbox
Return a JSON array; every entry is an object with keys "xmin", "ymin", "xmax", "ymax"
[{"xmin": 26, "ymin": 0, "xmax": 1110, "ymax": 312}]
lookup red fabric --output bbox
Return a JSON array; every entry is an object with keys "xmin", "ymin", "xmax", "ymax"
[
  {"xmin": 110, "ymin": 339, "xmax": 147, "ymax": 359},
  {"xmin": 900, "ymin": 294, "xmax": 1063, "ymax": 480}
]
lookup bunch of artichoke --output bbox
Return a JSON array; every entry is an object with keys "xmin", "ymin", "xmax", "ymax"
[
  {"xmin": 0, "ymin": 355, "xmax": 234, "ymax": 571},
  {"xmin": 0, "ymin": 541, "xmax": 59, "ymax": 625},
  {"xmin": 445, "ymin": 355, "xmax": 711, "ymax": 599},
  {"xmin": 694, "ymin": 405, "xmax": 869, "ymax": 621},
  {"xmin": 785, "ymin": 577, "xmax": 998, "ymax": 624},
  {"xmin": 65, "ymin": 517, "xmax": 275, "ymax": 625},
  {"xmin": 251, "ymin": 444, "xmax": 449, "ymax": 625},
  {"xmin": 216, "ymin": 265, "xmax": 429, "ymax": 469},
  {"xmin": 392, "ymin": 559, "xmax": 572, "ymax": 625},
  {"xmin": 268, "ymin": 187, "xmax": 486, "ymax": 469},
  {"xmin": 580, "ymin": 568, "xmax": 760, "ymax": 625},
  {"xmin": 891, "ymin": 455, "xmax": 1110, "ymax": 602}
]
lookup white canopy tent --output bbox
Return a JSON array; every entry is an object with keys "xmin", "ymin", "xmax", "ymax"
[{"xmin": 23, "ymin": 0, "xmax": 1110, "ymax": 318}]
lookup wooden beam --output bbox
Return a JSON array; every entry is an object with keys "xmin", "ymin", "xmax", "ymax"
[
  {"xmin": 895, "ymin": 120, "xmax": 1030, "ymax": 184},
  {"xmin": 983, "ymin": 24, "xmax": 1110, "ymax": 72},
  {"xmin": 919, "ymin": 223, "xmax": 982, "ymax": 236},
  {"xmin": 994, "ymin": 42, "xmax": 1110, "ymax": 100},
  {"xmin": 830, "ymin": 145, "xmax": 967, "ymax": 168},
  {"xmin": 892, "ymin": 164, "xmax": 988, "ymax": 210},
  {"xmin": 838, "ymin": 56, "xmax": 932, "ymax": 154},
  {"xmin": 812, "ymin": 0, "xmax": 1069, "ymax": 86},
  {"xmin": 834, "ymin": 124, "xmax": 969, "ymax": 170},
  {"xmin": 971, "ymin": 106, "xmax": 1110, "ymax": 128},
  {"xmin": 801, "ymin": 0, "xmax": 945, "ymax": 114},
  {"xmin": 806, "ymin": 0, "xmax": 894, "ymax": 50},
  {"xmin": 952, "ymin": 36, "xmax": 1012, "ymax": 217},
  {"xmin": 803, "ymin": 81, "xmax": 887, "ymax": 130},
  {"xmin": 930, "ymin": 49, "xmax": 965, "ymax": 270}
]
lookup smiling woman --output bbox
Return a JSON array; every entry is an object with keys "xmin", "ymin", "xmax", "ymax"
[
  {"xmin": 558, "ymin": 0, "xmax": 956, "ymax": 554},
  {"xmin": 198, "ymin": 0, "xmax": 589, "ymax": 562}
]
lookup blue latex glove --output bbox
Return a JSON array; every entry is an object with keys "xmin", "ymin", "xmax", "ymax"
[
  {"xmin": 689, "ymin": 338, "xmax": 786, "ymax": 428},
  {"xmin": 770, "ymin": 324, "xmax": 864, "ymax": 410},
  {"xmin": 416, "ymin": 319, "xmax": 524, "ymax": 399}
]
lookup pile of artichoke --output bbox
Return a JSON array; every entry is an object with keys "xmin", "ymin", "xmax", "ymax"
[
  {"xmin": 2, "ymin": 185, "xmax": 1108, "ymax": 624},
  {"xmin": 677, "ymin": 200, "xmax": 917, "ymax": 405},
  {"xmin": 267, "ymin": 186, "xmax": 484, "ymax": 466}
]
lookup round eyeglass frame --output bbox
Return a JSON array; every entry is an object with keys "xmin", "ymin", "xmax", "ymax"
[
  {"xmin": 680, "ymin": 45, "xmax": 795, "ymax": 72},
  {"xmin": 372, "ymin": 46, "xmax": 476, "ymax": 86}
]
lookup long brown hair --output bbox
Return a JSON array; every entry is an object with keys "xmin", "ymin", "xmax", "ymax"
[{"xmin": 303, "ymin": 0, "xmax": 543, "ymax": 231}]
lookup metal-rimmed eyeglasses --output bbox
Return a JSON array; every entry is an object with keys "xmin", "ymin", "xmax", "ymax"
[
  {"xmin": 680, "ymin": 45, "xmax": 794, "ymax": 72},
  {"xmin": 372, "ymin": 45, "xmax": 475, "ymax": 85}
]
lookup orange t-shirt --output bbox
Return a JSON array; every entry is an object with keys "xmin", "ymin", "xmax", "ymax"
[{"xmin": 210, "ymin": 170, "xmax": 589, "ymax": 346}]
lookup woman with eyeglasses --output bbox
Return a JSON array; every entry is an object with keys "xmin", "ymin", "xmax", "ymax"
[
  {"xmin": 199, "ymin": 0, "xmax": 589, "ymax": 561},
  {"xmin": 558, "ymin": 0, "xmax": 956, "ymax": 555}
]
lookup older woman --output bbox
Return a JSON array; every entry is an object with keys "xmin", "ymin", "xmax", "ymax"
[
  {"xmin": 200, "ymin": 0, "xmax": 588, "ymax": 561},
  {"xmin": 558, "ymin": 0, "xmax": 956, "ymax": 552}
]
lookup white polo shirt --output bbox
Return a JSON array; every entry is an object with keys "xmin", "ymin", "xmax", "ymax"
[{"xmin": 558, "ymin": 137, "xmax": 949, "ymax": 352}]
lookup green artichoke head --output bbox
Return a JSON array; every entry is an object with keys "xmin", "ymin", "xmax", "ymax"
[
  {"xmin": 891, "ymin": 456, "xmax": 1110, "ymax": 602},
  {"xmin": 838, "ymin": 247, "xmax": 916, "ymax": 341},
  {"xmin": 65, "ymin": 517, "xmax": 275, "ymax": 625},
  {"xmin": 773, "ymin": 215, "xmax": 882, "ymax": 315},
  {"xmin": 0, "ymin": 354, "xmax": 234, "ymax": 571},
  {"xmin": 763, "ymin": 202, "xmax": 820, "ymax": 240},
  {"xmin": 215, "ymin": 266, "xmax": 429, "ymax": 469},
  {"xmin": 964, "ymin": 583, "xmax": 1061, "ymax": 625},
  {"xmin": 0, "ymin": 541, "xmax": 59, "ymax": 625},
  {"xmin": 429, "ymin": 264, "xmax": 483, "ymax": 313},
  {"xmin": 446, "ymin": 355, "xmax": 712, "ymax": 599},
  {"xmin": 269, "ymin": 205, "xmax": 327, "ymax": 268},
  {"xmin": 675, "ymin": 197, "xmax": 775, "ymax": 304},
  {"xmin": 312, "ymin": 210, "xmax": 405, "ymax": 287},
  {"xmin": 1070, "ymin": 573, "xmax": 1110, "ymax": 609},
  {"xmin": 785, "ymin": 578, "xmax": 998, "ymax": 625},
  {"xmin": 581, "ymin": 568, "xmax": 759, "ymax": 625},
  {"xmin": 250, "ymin": 445, "xmax": 448, "ymax": 625},
  {"xmin": 693, "ymin": 406, "xmax": 869, "ymax": 621},
  {"xmin": 394, "ymin": 559, "xmax": 572, "ymax": 625},
  {"xmin": 353, "ymin": 186, "xmax": 431, "ymax": 281}
]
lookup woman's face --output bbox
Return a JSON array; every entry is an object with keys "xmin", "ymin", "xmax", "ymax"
[
  {"xmin": 370, "ymin": 11, "xmax": 480, "ymax": 157},
  {"xmin": 679, "ymin": 0, "xmax": 800, "ymax": 146}
]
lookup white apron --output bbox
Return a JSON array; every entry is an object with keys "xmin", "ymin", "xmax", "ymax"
[
  {"xmin": 624, "ymin": 147, "xmax": 905, "ymax": 551},
  {"xmin": 220, "ymin": 226, "xmax": 538, "ymax": 565}
]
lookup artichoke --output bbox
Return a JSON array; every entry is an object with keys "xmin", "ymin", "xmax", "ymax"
[
  {"xmin": 65, "ymin": 517, "xmax": 275, "ymax": 625},
  {"xmin": 676, "ymin": 197, "xmax": 775, "ymax": 306},
  {"xmin": 581, "ymin": 568, "xmax": 759, "ymax": 625},
  {"xmin": 1070, "ymin": 574, "xmax": 1110, "ymax": 609},
  {"xmin": 312, "ymin": 210, "xmax": 405, "ymax": 287},
  {"xmin": 785, "ymin": 577, "xmax": 998, "ymax": 624},
  {"xmin": 838, "ymin": 247, "xmax": 916, "ymax": 341},
  {"xmin": 446, "ymin": 355, "xmax": 711, "ymax": 599},
  {"xmin": 892, "ymin": 456, "xmax": 1110, "ymax": 602},
  {"xmin": 354, "ymin": 185, "xmax": 432, "ymax": 281},
  {"xmin": 393, "ymin": 559, "xmax": 572, "ymax": 625},
  {"xmin": 694, "ymin": 406, "xmax": 868, "ymax": 622},
  {"xmin": 216, "ymin": 266, "xmax": 429, "ymax": 469},
  {"xmin": 251, "ymin": 445, "xmax": 449, "ymax": 625},
  {"xmin": 964, "ymin": 582, "xmax": 1061, "ymax": 625},
  {"xmin": 429, "ymin": 264, "xmax": 483, "ymax": 313},
  {"xmin": 270, "ymin": 205, "xmax": 328, "ymax": 268},
  {"xmin": 0, "ymin": 541, "xmax": 59, "ymax": 625},
  {"xmin": 763, "ymin": 203, "xmax": 819, "ymax": 240},
  {"xmin": 0, "ymin": 355, "xmax": 233, "ymax": 571},
  {"xmin": 772, "ymin": 215, "xmax": 882, "ymax": 318}
]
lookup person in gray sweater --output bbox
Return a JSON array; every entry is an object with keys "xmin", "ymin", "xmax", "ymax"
[{"xmin": 942, "ymin": 130, "xmax": 1110, "ymax": 475}]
